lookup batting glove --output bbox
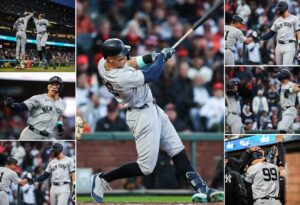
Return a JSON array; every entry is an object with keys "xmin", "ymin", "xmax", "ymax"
[
  {"xmin": 297, "ymin": 51, "xmax": 300, "ymax": 61},
  {"xmin": 251, "ymin": 31, "xmax": 260, "ymax": 43},
  {"xmin": 160, "ymin": 48, "xmax": 176, "ymax": 62},
  {"xmin": 26, "ymin": 173, "xmax": 35, "ymax": 184},
  {"xmin": 3, "ymin": 96, "xmax": 14, "ymax": 107}
]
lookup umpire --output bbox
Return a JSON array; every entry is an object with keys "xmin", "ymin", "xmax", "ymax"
[{"xmin": 225, "ymin": 153, "xmax": 248, "ymax": 205}]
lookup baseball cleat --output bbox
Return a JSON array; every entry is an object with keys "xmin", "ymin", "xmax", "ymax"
[
  {"xmin": 186, "ymin": 172, "xmax": 208, "ymax": 194},
  {"xmin": 192, "ymin": 192, "xmax": 208, "ymax": 203},
  {"xmin": 90, "ymin": 173, "xmax": 111, "ymax": 203},
  {"xmin": 207, "ymin": 188, "xmax": 224, "ymax": 202}
]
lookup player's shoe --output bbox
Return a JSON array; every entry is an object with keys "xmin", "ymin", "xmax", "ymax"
[
  {"xmin": 186, "ymin": 172, "xmax": 208, "ymax": 203},
  {"xmin": 207, "ymin": 188, "xmax": 224, "ymax": 202},
  {"xmin": 90, "ymin": 173, "xmax": 111, "ymax": 203}
]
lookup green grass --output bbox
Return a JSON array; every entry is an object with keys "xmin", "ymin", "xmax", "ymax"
[
  {"xmin": 77, "ymin": 195, "xmax": 192, "ymax": 203},
  {"xmin": 0, "ymin": 66, "xmax": 75, "ymax": 72}
]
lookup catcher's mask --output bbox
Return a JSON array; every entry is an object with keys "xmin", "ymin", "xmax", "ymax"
[{"xmin": 50, "ymin": 143, "xmax": 63, "ymax": 157}]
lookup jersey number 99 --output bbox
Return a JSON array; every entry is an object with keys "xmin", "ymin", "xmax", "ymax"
[{"xmin": 262, "ymin": 168, "xmax": 277, "ymax": 181}]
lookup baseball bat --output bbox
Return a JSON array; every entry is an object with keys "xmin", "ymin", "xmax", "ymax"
[{"xmin": 172, "ymin": 0, "xmax": 224, "ymax": 49}]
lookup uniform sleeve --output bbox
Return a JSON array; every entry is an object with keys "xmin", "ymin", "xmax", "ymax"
[
  {"xmin": 118, "ymin": 69, "xmax": 145, "ymax": 89},
  {"xmin": 233, "ymin": 172, "xmax": 248, "ymax": 205},
  {"xmin": 33, "ymin": 18, "xmax": 37, "ymax": 24},
  {"xmin": 237, "ymin": 30, "xmax": 247, "ymax": 43},
  {"xmin": 295, "ymin": 17, "xmax": 300, "ymax": 32},
  {"xmin": 244, "ymin": 166, "xmax": 255, "ymax": 184},
  {"xmin": 45, "ymin": 163, "xmax": 52, "ymax": 174},
  {"xmin": 46, "ymin": 20, "xmax": 50, "ymax": 27},
  {"xmin": 23, "ymin": 95, "xmax": 40, "ymax": 111},
  {"xmin": 11, "ymin": 171, "xmax": 21, "ymax": 185},
  {"xmin": 271, "ymin": 21, "xmax": 277, "ymax": 32},
  {"xmin": 69, "ymin": 158, "xmax": 75, "ymax": 174}
]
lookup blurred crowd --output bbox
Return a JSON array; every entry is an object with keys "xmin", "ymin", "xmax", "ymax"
[
  {"xmin": 226, "ymin": 67, "xmax": 300, "ymax": 132},
  {"xmin": 225, "ymin": 0, "xmax": 300, "ymax": 65},
  {"xmin": 0, "ymin": 141, "xmax": 75, "ymax": 205},
  {"xmin": 77, "ymin": 0, "xmax": 224, "ymax": 133},
  {"xmin": 0, "ymin": 47, "xmax": 75, "ymax": 68}
]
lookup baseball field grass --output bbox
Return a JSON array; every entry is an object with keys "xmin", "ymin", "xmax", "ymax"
[
  {"xmin": 77, "ymin": 195, "xmax": 223, "ymax": 204},
  {"xmin": 0, "ymin": 66, "xmax": 75, "ymax": 72}
]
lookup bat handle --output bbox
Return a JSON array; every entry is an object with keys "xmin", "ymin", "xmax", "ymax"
[{"xmin": 171, "ymin": 28, "xmax": 193, "ymax": 50}]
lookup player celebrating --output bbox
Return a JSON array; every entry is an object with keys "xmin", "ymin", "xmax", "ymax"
[
  {"xmin": 258, "ymin": 1, "xmax": 300, "ymax": 65},
  {"xmin": 3, "ymin": 76, "xmax": 66, "ymax": 140},
  {"xmin": 33, "ymin": 13, "xmax": 50, "ymax": 69},
  {"xmin": 0, "ymin": 154, "xmax": 33, "ymax": 205},
  {"xmin": 35, "ymin": 143, "xmax": 76, "ymax": 205},
  {"xmin": 13, "ymin": 12, "xmax": 34, "ymax": 68},
  {"xmin": 244, "ymin": 148, "xmax": 281, "ymax": 205},
  {"xmin": 90, "ymin": 38, "xmax": 224, "ymax": 203},
  {"xmin": 225, "ymin": 15, "xmax": 255, "ymax": 65},
  {"xmin": 225, "ymin": 78, "xmax": 245, "ymax": 134},
  {"xmin": 276, "ymin": 69, "xmax": 300, "ymax": 133}
]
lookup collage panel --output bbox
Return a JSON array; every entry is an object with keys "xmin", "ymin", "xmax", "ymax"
[
  {"xmin": 225, "ymin": 66, "xmax": 300, "ymax": 135},
  {"xmin": 76, "ymin": 0, "xmax": 224, "ymax": 204},
  {"xmin": 225, "ymin": 135, "xmax": 300, "ymax": 205},
  {"xmin": 0, "ymin": 141, "xmax": 75, "ymax": 205},
  {"xmin": 0, "ymin": 73, "xmax": 76, "ymax": 140},
  {"xmin": 225, "ymin": 0, "xmax": 300, "ymax": 66},
  {"xmin": 0, "ymin": 0, "xmax": 75, "ymax": 71}
]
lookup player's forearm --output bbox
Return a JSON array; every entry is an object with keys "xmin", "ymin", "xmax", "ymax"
[
  {"xmin": 142, "ymin": 54, "xmax": 164, "ymax": 83},
  {"xmin": 19, "ymin": 179, "xmax": 28, "ymax": 186},
  {"xmin": 260, "ymin": 30, "xmax": 276, "ymax": 41},
  {"xmin": 35, "ymin": 172, "xmax": 51, "ymax": 182}
]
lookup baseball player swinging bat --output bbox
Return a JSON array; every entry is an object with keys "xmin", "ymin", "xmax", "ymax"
[{"xmin": 172, "ymin": 0, "xmax": 223, "ymax": 49}]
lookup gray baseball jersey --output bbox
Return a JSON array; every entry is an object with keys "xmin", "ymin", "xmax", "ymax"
[
  {"xmin": 278, "ymin": 81, "xmax": 297, "ymax": 133},
  {"xmin": 46, "ymin": 156, "xmax": 75, "ymax": 183},
  {"xmin": 98, "ymin": 57, "xmax": 184, "ymax": 175},
  {"xmin": 225, "ymin": 94, "xmax": 245, "ymax": 134},
  {"xmin": 23, "ymin": 94, "xmax": 66, "ymax": 134},
  {"xmin": 280, "ymin": 81, "xmax": 297, "ymax": 108},
  {"xmin": 225, "ymin": 25, "xmax": 246, "ymax": 50},
  {"xmin": 46, "ymin": 156, "xmax": 75, "ymax": 205},
  {"xmin": 271, "ymin": 15, "xmax": 300, "ymax": 65},
  {"xmin": 244, "ymin": 162, "xmax": 279, "ymax": 200},
  {"xmin": 0, "ymin": 167, "xmax": 21, "ymax": 192},
  {"xmin": 98, "ymin": 58, "xmax": 153, "ymax": 108},
  {"xmin": 34, "ymin": 18, "xmax": 49, "ymax": 33},
  {"xmin": 14, "ymin": 14, "xmax": 33, "ymax": 31}
]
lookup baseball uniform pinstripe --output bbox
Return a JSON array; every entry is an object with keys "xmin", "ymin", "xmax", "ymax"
[
  {"xmin": 0, "ymin": 167, "xmax": 21, "ymax": 205},
  {"xmin": 34, "ymin": 18, "xmax": 49, "ymax": 51},
  {"xmin": 225, "ymin": 94, "xmax": 245, "ymax": 134}
]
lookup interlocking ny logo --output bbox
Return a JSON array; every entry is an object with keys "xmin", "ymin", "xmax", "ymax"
[{"xmin": 225, "ymin": 174, "xmax": 232, "ymax": 183}]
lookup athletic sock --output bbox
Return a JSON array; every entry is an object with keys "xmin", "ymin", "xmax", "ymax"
[
  {"xmin": 38, "ymin": 51, "xmax": 43, "ymax": 61},
  {"xmin": 100, "ymin": 162, "xmax": 144, "ymax": 182},
  {"xmin": 172, "ymin": 149, "xmax": 195, "ymax": 175}
]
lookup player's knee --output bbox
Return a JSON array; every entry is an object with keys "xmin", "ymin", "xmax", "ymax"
[{"xmin": 138, "ymin": 160, "xmax": 156, "ymax": 175}]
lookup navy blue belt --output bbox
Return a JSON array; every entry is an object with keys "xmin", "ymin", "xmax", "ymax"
[
  {"xmin": 278, "ymin": 40, "xmax": 295, "ymax": 44},
  {"xmin": 29, "ymin": 125, "xmax": 49, "ymax": 137},
  {"xmin": 52, "ymin": 181, "xmax": 69, "ymax": 186},
  {"xmin": 128, "ymin": 103, "xmax": 150, "ymax": 111}
]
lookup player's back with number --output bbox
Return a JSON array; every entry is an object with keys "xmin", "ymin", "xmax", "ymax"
[
  {"xmin": 98, "ymin": 58, "xmax": 153, "ymax": 108},
  {"xmin": 245, "ymin": 162, "xmax": 279, "ymax": 199},
  {"xmin": 0, "ymin": 167, "xmax": 20, "ymax": 191}
]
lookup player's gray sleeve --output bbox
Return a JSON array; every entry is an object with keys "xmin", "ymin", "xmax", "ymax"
[
  {"xmin": 11, "ymin": 171, "xmax": 21, "ymax": 185},
  {"xmin": 69, "ymin": 159, "xmax": 75, "ymax": 173},
  {"xmin": 23, "ymin": 95, "xmax": 40, "ymax": 111},
  {"xmin": 244, "ymin": 166, "xmax": 254, "ymax": 184},
  {"xmin": 295, "ymin": 17, "xmax": 300, "ymax": 32},
  {"xmin": 46, "ymin": 20, "xmax": 50, "ymax": 26},
  {"xmin": 237, "ymin": 30, "xmax": 246, "ymax": 43},
  {"xmin": 45, "ymin": 163, "xmax": 52, "ymax": 174},
  {"xmin": 13, "ymin": 21, "xmax": 17, "ymax": 30},
  {"xmin": 33, "ymin": 18, "xmax": 37, "ymax": 24},
  {"xmin": 271, "ymin": 21, "xmax": 277, "ymax": 32},
  {"xmin": 119, "ymin": 69, "xmax": 145, "ymax": 89},
  {"xmin": 25, "ymin": 13, "xmax": 34, "ymax": 21}
]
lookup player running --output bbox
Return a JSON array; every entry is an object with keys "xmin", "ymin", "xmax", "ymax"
[
  {"xmin": 33, "ymin": 13, "xmax": 50, "ymax": 69},
  {"xmin": 90, "ymin": 38, "xmax": 224, "ymax": 203},
  {"xmin": 276, "ymin": 69, "xmax": 300, "ymax": 134},
  {"xmin": 35, "ymin": 143, "xmax": 76, "ymax": 205},
  {"xmin": 244, "ymin": 148, "xmax": 281, "ymax": 205},
  {"xmin": 0, "ymin": 154, "xmax": 33, "ymax": 205},
  {"xmin": 225, "ymin": 15, "xmax": 255, "ymax": 65},
  {"xmin": 257, "ymin": 1, "xmax": 300, "ymax": 65},
  {"xmin": 13, "ymin": 12, "xmax": 34, "ymax": 68},
  {"xmin": 2, "ymin": 76, "xmax": 66, "ymax": 140}
]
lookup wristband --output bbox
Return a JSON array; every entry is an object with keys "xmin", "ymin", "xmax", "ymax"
[
  {"xmin": 136, "ymin": 56, "xmax": 146, "ymax": 68},
  {"xmin": 289, "ymin": 87, "xmax": 294, "ymax": 93},
  {"xmin": 56, "ymin": 121, "xmax": 63, "ymax": 126}
]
